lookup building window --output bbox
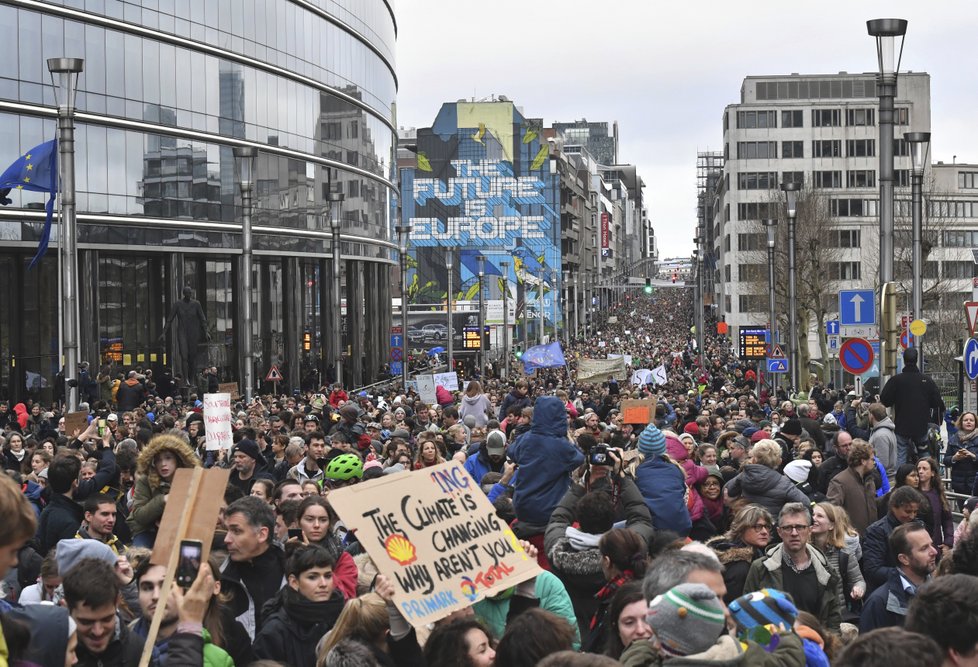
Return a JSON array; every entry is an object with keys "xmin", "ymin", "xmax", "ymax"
[
  {"xmin": 929, "ymin": 201, "xmax": 978, "ymax": 218},
  {"xmin": 725, "ymin": 264, "xmax": 731, "ymax": 281},
  {"xmin": 846, "ymin": 139, "xmax": 876, "ymax": 157},
  {"xmin": 893, "ymin": 138, "xmax": 910, "ymax": 157},
  {"xmin": 782, "ymin": 110, "xmax": 804, "ymax": 128},
  {"xmin": 737, "ymin": 232, "xmax": 766, "ymax": 251},
  {"xmin": 738, "ymin": 294, "xmax": 768, "ymax": 313},
  {"xmin": 737, "ymin": 110, "xmax": 778, "ymax": 129},
  {"xmin": 782, "ymin": 171, "xmax": 804, "ymax": 187},
  {"xmin": 738, "ymin": 202, "xmax": 780, "ymax": 221},
  {"xmin": 829, "ymin": 229, "xmax": 861, "ymax": 247},
  {"xmin": 812, "ymin": 140, "xmax": 842, "ymax": 158},
  {"xmin": 942, "ymin": 230, "xmax": 978, "ymax": 247},
  {"xmin": 737, "ymin": 141, "xmax": 778, "ymax": 159},
  {"xmin": 895, "ymin": 169, "xmax": 911, "ymax": 187},
  {"xmin": 737, "ymin": 172, "xmax": 779, "ymax": 190},
  {"xmin": 812, "ymin": 109, "xmax": 842, "ymax": 127},
  {"xmin": 725, "ymin": 295, "xmax": 732, "ymax": 313},
  {"xmin": 724, "ymin": 234, "xmax": 732, "ymax": 252},
  {"xmin": 738, "ymin": 264, "xmax": 767, "ymax": 281},
  {"xmin": 830, "ymin": 198, "xmax": 878, "ymax": 217},
  {"xmin": 943, "ymin": 261, "xmax": 973, "ymax": 279},
  {"xmin": 829, "ymin": 262, "xmax": 862, "ymax": 280},
  {"xmin": 895, "ymin": 107, "xmax": 910, "ymax": 125},
  {"xmin": 813, "ymin": 171, "xmax": 842, "ymax": 188},
  {"xmin": 782, "ymin": 141, "xmax": 804, "ymax": 159},
  {"xmin": 845, "ymin": 108, "xmax": 876, "ymax": 126},
  {"xmin": 959, "ymin": 172, "xmax": 978, "ymax": 189},
  {"xmin": 846, "ymin": 170, "xmax": 877, "ymax": 188}
]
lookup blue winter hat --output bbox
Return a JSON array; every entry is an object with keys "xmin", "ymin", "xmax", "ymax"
[{"xmin": 638, "ymin": 423, "xmax": 667, "ymax": 458}]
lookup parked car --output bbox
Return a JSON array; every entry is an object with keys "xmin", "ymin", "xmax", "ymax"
[
  {"xmin": 421, "ymin": 324, "xmax": 454, "ymax": 340},
  {"xmin": 407, "ymin": 327, "xmax": 426, "ymax": 344}
]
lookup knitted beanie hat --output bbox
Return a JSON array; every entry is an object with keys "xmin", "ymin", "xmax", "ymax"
[
  {"xmin": 638, "ymin": 423, "xmax": 667, "ymax": 458},
  {"xmin": 729, "ymin": 588, "xmax": 798, "ymax": 637},
  {"xmin": 783, "ymin": 459, "xmax": 812, "ymax": 484},
  {"xmin": 781, "ymin": 419, "xmax": 803, "ymax": 437},
  {"xmin": 646, "ymin": 583, "xmax": 727, "ymax": 657},
  {"xmin": 683, "ymin": 422, "xmax": 700, "ymax": 436}
]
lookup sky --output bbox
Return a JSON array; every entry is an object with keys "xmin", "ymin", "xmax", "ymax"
[{"xmin": 394, "ymin": 1, "xmax": 978, "ymax": 259}]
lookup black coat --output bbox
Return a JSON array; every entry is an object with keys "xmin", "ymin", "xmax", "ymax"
[
  {"xmin": 75, "ymin": 618, "xmax": 145, "ymax": 667},
  {"xmin": 36, "ymin": 492, "xmax": 84, "ymax": 554},
  {"xmin": 879, "ymin": 364, "xmax": 944, "ymax": 440},
  {"xmin": 253, "ymin": 588, "xmax": 345, "ymax": 667}
]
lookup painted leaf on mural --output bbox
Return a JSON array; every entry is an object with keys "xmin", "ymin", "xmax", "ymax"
[
  {"xmin": 416, "ymin": 152, "xmax": 432, "ymax": 172},
  {"xmin": 530, "ymin": 145, "xmax": 548, "ymax": 170}
]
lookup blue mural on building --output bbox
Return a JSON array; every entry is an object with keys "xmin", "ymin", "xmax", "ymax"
[{"xmin": 400, "ymin": 101, "xmax": 561, "ymax": 338}]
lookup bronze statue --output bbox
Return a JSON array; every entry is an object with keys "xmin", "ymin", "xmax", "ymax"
[{"xmin": 160, "ymin": 287, "xmax": 211, "ymax": 383}]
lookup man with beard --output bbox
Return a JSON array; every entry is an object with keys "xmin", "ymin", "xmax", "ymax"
[
  {"xmin": 75, "ymin": 494, "xmax": 121, "ymax": 554},
  {"xmin": 860, "ymin": 521, "xmax": 937, "ymax": 632}
]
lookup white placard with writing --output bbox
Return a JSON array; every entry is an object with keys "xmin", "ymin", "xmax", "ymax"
[
  {"xmin": 433, "ymin": 372, "xmax": 459, "ymax": 391},
  {"xmin": 203, "ymin": 393, "xmax": 233, "ymax": 451}
]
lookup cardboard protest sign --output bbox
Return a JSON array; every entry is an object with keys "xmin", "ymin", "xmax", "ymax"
[
  {"xmin": 621, "ymin": 399, "xmax": 655, "ymax": 425},
  {"xmin": 150, "ymin": 466, "xmax": 229, "ymax": 568},
  {"xmin": 415, "ymin": 375, "xmax": 437, "ymax": 404},
  {"xmin": 218, "ymin": 382, "xmax": 240, "ymax": 399},
  {"xmin": 576, "ymin": 356, "xmax": 626, "ymax": 383},
  {"xmin": 64, "ymin": 411, "xmax": 89, "ymax": 437},
  {"xmin": 203, "ymin": 393, "xmax": 233, "ymax": 451},
  {"xmin": 328, "ymin": 461, "xmax": 542, "ymax": 629}
]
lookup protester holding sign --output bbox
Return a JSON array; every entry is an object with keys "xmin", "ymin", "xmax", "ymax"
[{"xmin": 128, "ymin": 434, "xmax": 200, "ymax": 548}]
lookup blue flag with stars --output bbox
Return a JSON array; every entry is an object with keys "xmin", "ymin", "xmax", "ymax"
[{"xmin": 0, "ymin": 139, "xmax": 58, "ymax": 268}]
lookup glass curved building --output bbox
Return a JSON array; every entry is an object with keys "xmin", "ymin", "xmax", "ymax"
[{"xmin": 0, "ymin": 0, "xmax": 397, "ymax": 401}]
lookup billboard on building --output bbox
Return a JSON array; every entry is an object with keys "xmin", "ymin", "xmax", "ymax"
[{"xmin": 400, "ymin": 102, "xmax": 561, "ymax": 334}]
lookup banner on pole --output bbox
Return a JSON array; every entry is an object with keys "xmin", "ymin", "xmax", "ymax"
[{"xmin": 576, "ymin": 356, "xmax": 626, "ymax": 383}]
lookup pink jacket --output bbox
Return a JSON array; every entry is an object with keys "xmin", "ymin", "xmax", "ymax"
[{"xmin": 666, "ymin": 435, "xmax": 707, "ymax": 521}]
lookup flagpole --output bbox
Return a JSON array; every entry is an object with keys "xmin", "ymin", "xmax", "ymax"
[{"xmin": 48, "ymin": 58, "xmax": 84, "ymax": 412}]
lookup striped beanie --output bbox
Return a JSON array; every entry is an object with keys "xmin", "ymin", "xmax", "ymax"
[
  {"xmin": 638, "ymin": 423, "xmax": 667, "ymax": 458},
  {"xmin": 729, "ymin": 588, "xmax": 798, "ymax": 637},
  {"xmin": 646, "ymin": 583, "xmax": 726, "ymax": 657}
]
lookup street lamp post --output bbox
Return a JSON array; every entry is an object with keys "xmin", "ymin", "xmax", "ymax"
[
  {"xmin": 477, "ymin": 255, "xmax": 486, "ymax": 380},
  {"xmin": 446, "ymin": 249, "xmax": 454, "ymax": 374},
  {"xmin": 327, "ymin": 189, "xmax": 345, "ymax": 388},
  {"xmin": 868, "ymin": 18, "xmax": 907, "ymax": 290},
  {"xmin": 551, "ymin": 270, "xmax": 559, "ymax": 344},
  {"xmin": 233, "ymin": 146, "xmax": 257, "ymax": 402},
  {"xmin": 48, "ymin": 58, "xmax": 84, "ymax": 412},
  {"xmin": 906, "ymin": 131, "xmax": 931, "ymax": 357},
  {"xmin": 562, "ymin": 269, "xmax": 570, "ymax": 347},
  {"xmin": 500, "ymin": 260, "xmax": 510, "ymax": 379},
  {"xmin": 395, "ymin": 224, "xmax": 411, "ymax": 389},
  {"xmin": 781, "ymin": 182, "xmax": 801, "ymax": 392},
  {"xmin": 763, "ymin": 219, "xmax": 779, "ymax": 398},
  {"xmin": 538, "ymin": 269, "xmax": 545, "ymax": 345}
]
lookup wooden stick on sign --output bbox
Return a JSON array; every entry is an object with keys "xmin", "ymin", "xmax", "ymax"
[{"xmin": 138, "ymin": 466, "xmax": 204, "ymax": 667}]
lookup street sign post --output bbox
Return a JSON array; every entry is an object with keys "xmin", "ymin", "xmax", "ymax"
[
  {"xmin": 828, "ymin": 335, "xmax": 840, "ymax": 353},
  {"xmin": 767, "ymin": 358, "xmax": 788, "ymax": 373},
  {"xmin": 965, "ymin": 338, "xmax": 978, "ymax": 381},
  {"xmin": 826, "ymin": 320, "xmax": 840, "ymax": 336},
  {"xmin": 839, "ymin": 290, "xmax": 876, "ymax": 326},
  {"xmin": 839, "ymin": 338, "xmax": 875, "ymax": 375},
  {"xmin": 966, "ymin": 302, "xmax": 978, "ymax": 337}
]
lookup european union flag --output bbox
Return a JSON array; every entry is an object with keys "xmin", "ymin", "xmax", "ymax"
[
  {"xmin": 0, "ymin": 139, "xmax": 58, "ymax": 268},
  {"xmin": 522, "ymin": 341, "xmax": 566, "ymax": 373}
]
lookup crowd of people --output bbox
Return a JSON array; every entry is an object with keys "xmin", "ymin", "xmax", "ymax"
[{"xmin": 1, "ymin": 286, "xmax": 977, "ymax": 667}]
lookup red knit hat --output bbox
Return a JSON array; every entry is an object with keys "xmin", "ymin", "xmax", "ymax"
[
  {"xmin": 750, "ymin": 430, "xmax": 767, "ymax": 443},
  {"xmin": 684, "ymin": 422, "xmax": 700, "ymax": 436}
]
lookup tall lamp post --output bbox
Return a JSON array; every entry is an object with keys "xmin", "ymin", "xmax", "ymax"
[
  {"xmin": 500, "ymin": 260, "xmax": 510, "ymax": 379},
  {"xmin": 763, "ymin": 219, "xmax": 779, "ymax": 398},
  {"xmin": 477, "ymin": 255, "xmax": 486, "ymax": 380},
  {"xmin": 327, "ymin": 188, "xmax": 345, "ymax": 387},
  {"xmin": 906, "ymin": 131, "xmax": 931, "ymax": 356},
  {"xmin": 233, "ymin": 146, "xmax": 257, "ymax": 402},
  {"xmin": 551, "ymin": 270, "xmax": 559, "ymax": 344},
  {"xmin": 49, "ymin": 58, "xmax": 84, "ymax": 412},
  {"xmin": 538, "ymin": 269, "xmax": 545, "ymax": 345},
  {"xmin": 562, "ymin": 269, "xmax": 571, "ymax": 347},
  {"xmin": 446, "ymin": 249, "xmax": 454, "ymax": 374},
  {"xmin": 395, "ymin": 224, "xmax": 411, "ymax": 389},
  {"xmin": 868, "ymin": 18, "xmax": 907, "ymax": 290},
  {"xmin": 781, "ymin": 182, "xmax": 801, "ymax": 392}
]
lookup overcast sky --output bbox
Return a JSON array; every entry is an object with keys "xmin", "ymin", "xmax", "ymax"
[{"xmin": 395, "ymin": 1, "xmax": 978, "ymax": 258}]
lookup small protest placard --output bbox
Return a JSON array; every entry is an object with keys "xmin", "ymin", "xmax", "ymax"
[
  {"xmin": 218, "ymin": 382, "xmax": 240, "ymax": 399},
  {"xmin": 150, "ymin": 467, "xmax": 229, "ymax": 568},
  {"xmin": 433, "ymin": 371, "xmax": 459, "ymax": 392},
  {"xmin": 415, "ymin": 375, "xmax": 437, "ymax": 405},
  {"xmin": 328, "ymin": 461, "xmax": 542, "ymax": 629},
  {"xmin": 621, "ymin": 399, "xmax": 655, "ymax": 425},
  {"xmin": 64, "ymin": 411, "xmax": 89, "ymax": 438},
  {"xmin": 203, "ymin": 393, "xmax": 232, "ymax": 451}
]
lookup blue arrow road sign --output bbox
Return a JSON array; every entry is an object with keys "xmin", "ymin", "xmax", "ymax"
[
  {"xmin": 826, "ymin": 320, "xmax": 840, "ymax": 336},
  {"xmin": 767, "ymin": 358, "xmax": 788, "ymax": 373},
  {"xmin": 965, "ymin": 339, "xmax": 978, "ymax": 381},
  {"xmin": 839, "ymin": 290, "xmax": 876, "ymax": 326},
  {"xmin": 390, "ymin": 334, "xmax": 402, "ymax": 348}
]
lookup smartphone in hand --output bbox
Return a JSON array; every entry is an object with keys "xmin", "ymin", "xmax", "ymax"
[{"xmin": 176, "ymin": 539, "xmax": 203, "ymax": 589}]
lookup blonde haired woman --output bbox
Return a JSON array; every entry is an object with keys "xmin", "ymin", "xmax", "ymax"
[
  {"xmin": 724, "ymin": 439, "xmax": 809, "ymax": 518},
  {"xmin": 811, "ymin": 502, "xmax": 865, "ymax": 617},
  {"xmin": 459, "ymin": 380, "xmax": 493, "ymax": 428},
  {"xmin": 316, "ymin": 575, "xmax": 422, "ymax": 666}
]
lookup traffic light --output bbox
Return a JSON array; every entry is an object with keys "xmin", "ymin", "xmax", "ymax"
[{"xmin": 644, "ymin": 278, "xmax": 652, "ymax": 294}]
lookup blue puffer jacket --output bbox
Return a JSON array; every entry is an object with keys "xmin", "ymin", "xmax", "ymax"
[
  {"xmin": 507, "ymin": 396, "xmax": 584, "ymax": 526},
  {"xmin": 634, "ymin": 455, "xmax": 692, "ymax": 537}
]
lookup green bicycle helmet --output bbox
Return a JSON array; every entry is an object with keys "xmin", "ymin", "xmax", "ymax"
[{"xmin": 325, "ymin": 453, "xmax": 363, "ymax": 481}]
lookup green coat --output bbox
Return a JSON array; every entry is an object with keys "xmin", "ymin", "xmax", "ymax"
[
  {"xmin": 743, "ymin": 543, "xmax": 842, "ymax": 632},
  {"xmin": 473, "ymin": 570, "xmax": 580, "ymax": 649},
  {"xmin": 621, "ymin": 633, "xmax": 805, "ymax": 667}
]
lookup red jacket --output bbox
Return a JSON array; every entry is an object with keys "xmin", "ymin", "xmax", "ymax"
[{"xmin": 328, "ymin": 389, "xmax": 348, "ymax": 408}]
